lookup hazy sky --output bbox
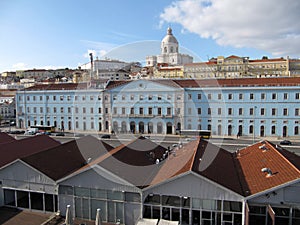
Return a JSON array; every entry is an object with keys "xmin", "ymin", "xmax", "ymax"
[{"xmin": 1, "ymin": 0, "xmax": 299, "ymax": 72}]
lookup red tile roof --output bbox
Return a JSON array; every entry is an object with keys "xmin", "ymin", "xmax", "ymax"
[
  {"xmin": 0, "ymin": 135, "xmax": 61, "ymax": 168},
  {"xmin": 235, "ymin": 141, "xmax": 300, "ymax": 195}
]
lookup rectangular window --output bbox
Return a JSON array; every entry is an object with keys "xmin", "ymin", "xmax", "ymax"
[
  {"xmin": 198, "ymin": 108, "xmax": 201, "ymax": 115},
  {"xmin": 158, "ymin": 95, "xmax": 162, "ymax": 100},
  {"xmin": 167, "ymin": 107, "xmax": 171, "ymax": 115},
  {"xmin": 250, "ymin": 93, "xmax": 254, "ymax": 100},
  {"xmin": 46, "ymin": 107, "xmax": 50, "ymax": 113},
  {"xmin": 218, "ymin": 94, "xmax": 222, "ymax": 100},
  {"xmin": 122, "ymin": 107, "xmax": 125, "ymax": 114},
  {"xmin": 130, "ymin": 108, "xmax": 134, "ymax": 115},
  {"xmin": 283, "ymin": 108, "xmax": 288, "ymax": 116},
  {"xmin": 261, "ymin": 108, "xmax": 265, "ymax": 116},
  {"xmin": 272, "ymin": 93, "xmax": 277, "ymax": 100},
  {"xmin": 188, "ymin": 94, "xmax": 192, "ymax": 100},
  {"xmin": 39, "ymin": 96, "xmax": 43, "ymax": 101},
  {"xmin": 67, "ymin": 96, "xmax": 71, "ymax": 101},
  {"xmin": 148, "ymin": 95, "xmax": 153, "ymax": 100},
  {"xmin": 249, "ymin": 108, "xmax": 254, "ymax": 115},
  {"xmin": 228, "ymin": 93, "xmax": 233, "ymax": 100},
  {"xmin": 284, "ymin": 93, "xmax": 288, "ymax": 100},
  {"xmin": 218, "ymin": 108, "xmax": 222, "ymax": 115},
  {"xmin": 139, "ymin": 107, "xmax": 143, "ymax": 115},
  {"xmin": 130, "ymin": 95, "xmax": 134, "ymax": 100},
  {"xmin": 33, "ymin": 96, "xmax": 36, "ymax": 101},
  {"xmin": 40, "ymin": 107, "xmax": 43, "ymax": 113},
  {"xmin": 90, "ymin": 108, "xmax": 94, "ymax": 113},
  {"xmin": 188, "ymin": 108, "xmax": 192, "ymax": 115},
  {"xmin": 139, "ymin": 95, "xmax": 144, "ymax": 100},
  {"xmin": 207, "ymin": 94, "xmax": 212, "ymax": 100},
  {"xmin": 122, "ymin": 95, "xmax": 125, "ymax": 100},
  {"xmin": 157, "ymin": 107, "xmax": 162, "ymax": 115},
  {"xmin": 228, "ymin": 108, "xmax": 232, "ymax": 115},
  {"xmin": 272, "ymin": 108, "xmax": 277, "ymax": 116},
  {"xmin": 60, "ymin": 107, "xmax": 64, "ymax": 113},
  {"xmin": 261, "ymin": 93, "xmax": 266, "ymax": 100},
  {"xmin": 198, "ymin": 94, "xmax": 201, "ymax": 100},
  {"xmin": 53, "ymin": 107, "xmax": 57, "ymax": 113},
  {"xmin": 68, "ymin": 107, "xmax": 71, "ymax": 113},
  {"xmin": 113, "ymin": 107, "xmax": 117, "ymax": 114},
  {"xmin": 295, "ymin": 108, "xmax": 299, "ymax": 116},
  {"xmin": 148, "ymin": 107, "xmax": 153, "ymax": 115},
  {"xmin": 296, "ymin": 93, "xmax": 300, "ymax": 100},
  {"xmin": 105, "ymin": 108, "xmax": 108, "ymax": 114},
  {"xmin": 83, "ymin": 107, "xmax": 86, "ymax": 113},
  {"xmin": 82, "ymin": 96, "xmax": 86, "ymax": 101},
  {"xmin": 177, "ymin": 95, "xmax": 182, "ymax": 100},
  {"xmin": 98, "ymin": 108, "xmax": 102, "ymax": 113},
  {"xmin": 90, "ymin": 96, "xmax": 94, "ymax": 101},
  {"xmin": 53, "ymin": 96, "xmax": 56, "ymax": 101},
  {"xmin": 33, "ymin": 107, "xmax": 37, "ymax": 113},
  {"xmin": 208, "ymin": 108, "xmax": 211, "ymax": 115},
  {"xmin": 239, "ymin": 93, "xmax": 243, "ymax": 100},
  {"xmin": 239, "ymin": 108, "xmax": 243, "ymax": 115},
  {"xmin": 60, "ymin": 96, "xmax": 64, "ymax": 101}
]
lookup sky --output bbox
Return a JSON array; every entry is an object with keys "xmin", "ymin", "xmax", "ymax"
[{"xmin": 0, "ymin": 0, "xmax": 300, "ymax": 72}]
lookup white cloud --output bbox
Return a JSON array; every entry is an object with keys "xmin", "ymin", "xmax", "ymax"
[{"xmin": 160, "ymin": 0, "xmax": 300, "ymax": 57}]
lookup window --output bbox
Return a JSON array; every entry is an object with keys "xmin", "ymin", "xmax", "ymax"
[
  {"xmin": 228, "ymin": 108, "xmax": 232, "ymax": 115},
  {"xmin": 122, "ymin": 107, "xmax": 125, "ymax": 114},
  {"xmin": 148, "ymin": 107, "xmax": 152, "ymax": 115},
  {"xmin": 105, "ymin": 108, "xmax": 108, "ymax": 114},
  {"xmin": 158, "ymin": 95, "xmax": 162, "ymax": 100},
  {"xmin": 83, "ymin": 107, "xmax": 86, "ymax": 113},
  {"xmin": 167, "ymin": 107, "xmax": 171, "ymax": 115},
  {"xmin": 82, "ymin": 96, "xmax": 86, "ymax": 101},
  {"xmin": 98, "ymin": 95, "xmax": 101, "ymax": 100},
  {"xmin": 239, "ymin": 93, "xmax": 243, "ymax": 100},
  {"xmin": 283, "ymin": 108, "xmax": 288, "ymax": 116},
  {"xmin": 295, "ymin": 108, "xmax": 300, "ymax": 116},
  {"xmin": 177, "ymin": 95, "xmax": 182, "ymax": 100},
  {"xmin": 271, "ymin": 125, "xmax": 276, "ymax": 134},
  {"xmin": 139, "ymin": 107, "xmax": 143, "ymax": 115},
  {"xmin": 228, "ymin": 93, "xmax": 233, "ymax": 100},
  {"xmin": 218, "ymin": 108, "xmax": 222, "ymax": 115},
  {"xmin": 139, "ymin": 95, "xmax": 144, "ymax": 100},
  {"xmin": 75, "ymin": 107, "xmax": 78, "ymax": 113},
  {"xmin": 272, "ymin": 108, "xmax": 277, "ymax": 116},
  {"xmin": 39, "ymin": 96, "xmax": 43, "ymax": 101},
  {"xmin": 53, "ymin": 96, "xmax": 56, "ymax": 101},
  {"xmin": 60, "ymin": 107, "xmax": 64, "ymax": 113},
  {"xmin": 208, "ymin": 108, "xmax": 211, "ymax": 115},
  {"xmin": 249, "ymin": 108, "xmax": 254, "ymax": 115},
  {"xmin": 113, "ymin": 107, "xmax": 117, "ymax": 114},
  {"xmin": 197, "ymin": 108, "xmax": 201, "ymax": 115},
  {"xmin": 33, "ymin": 96, "xmax": 36, "ymax": 101},
  {"xmin": 60, "ymin": 96, "xmax": 64, "ymax": 101},
  {"xmin": 284, "ymin": 93, "xmax": 288, "ymax": 100},
  {"xmin": 167, "ymin": 95, "xmax": 171, "ymax": 100},
  {"xmin": 239, "ymin": 108, "xmax": 243, "ymax": 115},
  {"xmin": 157, "ymin": 107, "xmax": 162, "ymax": 115},
  {"xmin": 67, "ymin": 96, "xmax": 71, "ymax": 101},
  {"xmin": 261, "ymin": 108, "xmax": 265, "ymax": 116},
  {"xmin": 33, "ymin": 107, "xmax": 36, "ymax": 113},
  {"xmin": 188, "ymin": 94, "xmax": 192, "ymax": 100},
  {"xmin": 98, "ymin": 108, "xmax": 101, "ymax": 113},
  {"xmin": 113, "ymin": 95, "xmax": 117, "ymax": 100},
  {"xmin": 188, "ymin": 108, "xmax": 192, "ymax": 115},
  {"xmin": 250, "ymin": 93, "xmax": 254, "ymax": 100},
  {"xmin": 198, "ymin": 94, "xmax": 201, "ymax": 100},
  {"xmin": 68, "ymin": 107, "xmax": 71, "ymax": 113},
  {"xmin": 90, "ymin": 96, "xmax": 94, "ymax": 101},
  {"xmin": 272, "ymin": 93, "xmax": 277, "ymax": 100},
  {"xmin": 261, "ymin": 93, "xmax": 265, "ymax": 100},
  {"xmin": 90, "ymin": 108, "xmax": 94, "ymax": 114},
  {"xmin": 207, "ymin": 94, "xmax": 212, "ymax": 100},
  {"xmin": 130, "ymin": 108, "xmax": 134, "ymax": 115},
  {"xmin": 148, "ymin": 95, "xmax": 153, "ymax": 100},
  {"xmin": 53, "ymin": 107, "xmax": 57, "ymax": 113},
  {"xmin": 296, "ymin": 93, "xmax": 300, "ymax": 100}
]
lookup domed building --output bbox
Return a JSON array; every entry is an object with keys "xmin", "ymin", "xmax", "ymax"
[{"xmin": 146, "ymin": 27, "xmax": 193, "ymax": 67}]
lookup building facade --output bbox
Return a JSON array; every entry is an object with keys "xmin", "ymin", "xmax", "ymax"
[{"xmin": 15, "ymin": 77, "xmax": 300, "ymax": 139}]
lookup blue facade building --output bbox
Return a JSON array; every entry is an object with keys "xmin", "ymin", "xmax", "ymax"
[{"xmin": 15, "ymin": 77, "xmax": 300, "ymax": 139}]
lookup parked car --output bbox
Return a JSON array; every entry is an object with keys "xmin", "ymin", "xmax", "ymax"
[
  {"xmin": 280, "ymin": 140, "xmax": 292, "ymax": 145},
  {"xmin": 101, "ymin": 134, "xmax": 111, "ymax": 139}
]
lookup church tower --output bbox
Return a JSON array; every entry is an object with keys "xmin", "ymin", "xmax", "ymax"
[{"xmin": 161, "ymin": 27, "xmax": 179, "ymax": 55}]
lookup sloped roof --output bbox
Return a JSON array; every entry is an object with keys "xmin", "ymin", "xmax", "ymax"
[
  {"xmin": 0, "ymin": 135, "xmax": 60, "ymax": 168},
  {"xmin": 235, "ymin": 141, "xmax": 300, "ymax": 196},
  {"xmin": 24, "ymin": 83, "xmax": 90, "ymax": 91},
  {"xmin": 22, "ymin": 135, "xmax": 114, "ymax": 181},
  {"xmin": 0, "ymin": 132, "xmax": 16, "ymax": 144}
]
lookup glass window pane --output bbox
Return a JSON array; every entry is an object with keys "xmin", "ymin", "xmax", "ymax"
[
  {"xmin": 17, "ymin": 191, "xmax": 29, "ymax": 208},
  {"xmin": 162, "ymin": 195, "xmax": 180, "ymax": 207},
  {"xmin": 107, "ymin": 190, "xmax": 124, "ymax": 201},
  {"xmin": 30, "ymin": 192, "xmax": 43, "ymax": 210},
  {"xmin": 4, "ymin": 189, "xmax": 15, "ymax": 206},
  {"xmin": 144, "ymin": 194, "xmax": 161, "ymax": 205},
  {"xmin": 125, "ymin": 192, "xmax": 141, "ymax": 202},
  {"xmin": 59, "ymin": 185, "xmax": 73, "ymax": 195},
  {"xmin": 74, "ymin": 187, "xmax": 90, "ymax": 197},
  {"xmin": 45, "ymin": 194, "xmax": 54, "ymax": 212},
  {"xmin": 108, "ymin": 201, "xmax": 115, "ymax": 222},
  {"xmin": 116, "ymin": 202, "xmax": 124, "ymax": 223},
  {"xmin": 91, "ymin": 189, "xmax": 107, "ymax": 199}
]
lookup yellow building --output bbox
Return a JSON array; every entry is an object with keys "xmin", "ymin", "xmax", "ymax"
[{"xmin": 153, "ymin": 65, "xmax": 184, "ymax": 78}]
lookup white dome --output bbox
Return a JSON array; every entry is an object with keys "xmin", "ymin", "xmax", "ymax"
[{"xmin": 162, "ymin": 27, "xmax": 178, "ymax": 44}]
